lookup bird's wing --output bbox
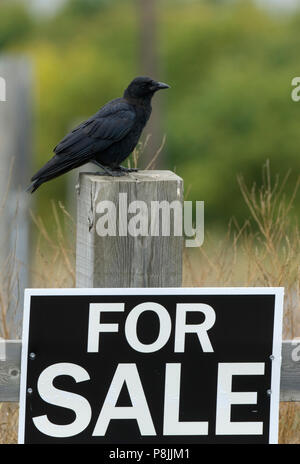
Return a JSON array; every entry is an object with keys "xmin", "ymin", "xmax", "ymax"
[
  {"xmin": 53, "ymin": 100, "xmax": 136, "ymax": 162},
  {"xmin": 29, "ymin": 100, "xmax": 137, "ymax": 188}
]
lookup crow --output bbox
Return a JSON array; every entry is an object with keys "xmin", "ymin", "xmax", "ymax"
[{"xmin": 26, "ymin": 76, "xmax": 170, "ymax": 193}]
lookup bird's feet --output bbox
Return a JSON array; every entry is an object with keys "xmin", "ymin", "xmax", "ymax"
[
  {"xmin": 106, "ymin": 166, "xmax": 138, "ymax": 176},
  {"xmin": 107, "ymin": 169, "xmax": 127, "ymax": 177},
  {"xmin": 117, "ymin": 166, "xmax": 139, "ymax": 173},
  {"xmin": 92, "ymin": 161, "xmax": 139, "ymax": 176},
  {"xmin": 92, "ymin": 161, "xmax": 124, "ymax": 177}
]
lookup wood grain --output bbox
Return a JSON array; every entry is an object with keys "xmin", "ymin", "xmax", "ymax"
[
  {"xmin": 76, "ymin": 170, "xmax": 184, "ymax": 288},
  {"xmin": 0, "ymin": 340, "xmax": 21, "ymax": 402}
]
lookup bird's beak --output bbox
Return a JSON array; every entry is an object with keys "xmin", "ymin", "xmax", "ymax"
[
  {"xmin": 156, "ymin": 81, "xmax": 170, "ymax": 89},
  {"xmin": 151, "ymin": 81, "xmax": 170, "ymax": 91}
]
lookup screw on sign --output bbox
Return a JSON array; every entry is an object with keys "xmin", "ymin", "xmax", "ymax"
[{"xmin": 18, "ymin": 288, "xmax": 284, "ymax": 444}]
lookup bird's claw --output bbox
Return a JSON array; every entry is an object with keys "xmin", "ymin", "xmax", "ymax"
[
  {"xmin": 108, "ymin": 169, "xmax": 127, "ymax": 177},
  {"xmin": 118, "ymin": 166, "xmax": 139, "ymax": 173},
  {"xmin": 93, "ymin": 161, "xmax": 138, "ymax": 176},
  {"xmin": 104, "ymin": 166, "xmax": 139, "ymax": 176}
]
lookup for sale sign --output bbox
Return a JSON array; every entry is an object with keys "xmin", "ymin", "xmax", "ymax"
[{"xmin": 18, "ymin": 287, "xmax": 283, "ymax": 444}]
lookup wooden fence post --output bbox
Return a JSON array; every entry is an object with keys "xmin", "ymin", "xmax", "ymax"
[
  {"xmin": 76, "ymin": 170, "xmax": 183, "ymax": 288},
  {"xmin": 0, "ymin": 56, "xmax": 32, "ymax": 339}
]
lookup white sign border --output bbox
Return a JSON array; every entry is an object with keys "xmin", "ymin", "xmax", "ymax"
[{"xmin": 18, "ymin": 286, "xmax": 284, "ymax": 444}]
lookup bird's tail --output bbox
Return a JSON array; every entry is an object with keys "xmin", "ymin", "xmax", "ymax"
[
  {"xmin": 26, "ymin": 154, "xmax": 85, "ymax": 194},
  {"xmin": 26, "ymin": 179, "xmax": 42, "ymax": 194}
]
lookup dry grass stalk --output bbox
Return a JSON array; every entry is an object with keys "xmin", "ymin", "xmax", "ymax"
[
  {"xmin": 184, "ymin": 161, "xmax": 300, "ymax": 336},
  {"xmin": 127, "ymin": 134, "xmax": 167, "ymax": 170},
  {"xmin": 29, "ymin": 200, "xmax": 76, "ymax": 288}
]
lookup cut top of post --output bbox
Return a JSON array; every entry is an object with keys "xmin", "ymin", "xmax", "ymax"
[{"xmin": 77, "ymin": 170, "xmax": 182, "ymax": 188}]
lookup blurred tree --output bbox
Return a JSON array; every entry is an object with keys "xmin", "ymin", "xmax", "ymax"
[
  {"xmin": 161, "ymin": 0, "xmax": 300, "ymax": 226},
  {"xmin": 62, "ymin": 0, "xmax": 109, "ymax": 16},
  {"xmin": 0, "ymin": 1, "xmax": 33, "ymax": 50},
  {"xmin": 137, "ymin": 0, "xmax": 165, "ymax": 168}
]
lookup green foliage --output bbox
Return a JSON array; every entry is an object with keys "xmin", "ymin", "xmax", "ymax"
[
  {"xmin": 61, "ymin": 0, "xmax": 110, "ymax": 17},
  {"xmin": 1, "ymin": 0, "xmax": 299, "ymax": 230},
  {"xmin": 0, "ymin": 1, "xmax": 33, "ymax": 50},
  {"xmin": 161, "ymin": 0, "xmax": 300, "ymax": 225}
]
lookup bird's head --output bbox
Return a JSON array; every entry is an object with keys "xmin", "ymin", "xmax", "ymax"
[{"xmin": 124, "ymin": 76, "xmax": 170, "ymax": 100}]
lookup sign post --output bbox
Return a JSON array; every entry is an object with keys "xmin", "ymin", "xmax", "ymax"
[
  {"xmin": 18, "ymin": 287, "xmax": 283, "ymax": 445},
  {"xmin": 0, "ymin": 56, "xmax": 32, "ymax": 338}
]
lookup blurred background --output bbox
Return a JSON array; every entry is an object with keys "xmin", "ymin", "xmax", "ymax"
[{"xmin": 0, "ymin": 0, "xmax": 299, "ymax": 229}]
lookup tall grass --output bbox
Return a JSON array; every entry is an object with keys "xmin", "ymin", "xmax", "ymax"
[
  {"xmin": 0, "ymin": 161, "xmax": 299, "ymax": 443},
  {"xmin": 184, "ymin": 161, "xmax": 300, "ymax": 340},
  {"xmin": 29, "ymin": 201, "xmax": 76, "ymax": 289}
]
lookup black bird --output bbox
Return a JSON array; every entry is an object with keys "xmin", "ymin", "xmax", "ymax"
[{"xmin": 27, "ymin": 76, "xmax": 170, "ymax": 193}]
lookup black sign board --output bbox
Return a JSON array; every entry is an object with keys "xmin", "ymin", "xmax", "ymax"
[{"xmin": 18, "ymin": 288, "xmax": 283, "ymax": 444}]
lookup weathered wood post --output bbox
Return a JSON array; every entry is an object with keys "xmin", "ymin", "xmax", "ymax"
[
  {"xmin": 76, "ymin": 170, "xmax": 183, "ymax": 288},
  {"xmin": 0, "ymin": 56, "xmax": 32, "ymax": 338}
]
